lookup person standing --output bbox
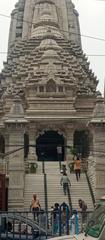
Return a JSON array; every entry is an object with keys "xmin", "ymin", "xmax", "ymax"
[
  {"xmin": 78, "ymin": 199, "xmax": 87, "ymax": 223},
  {"xmin": 30, "ymin": 194, "xmax": 41, "ymax": 221},
  {"xmin": 60, "ymin": 173, "xmax": 71, "ymax": 195},
  {"xmin": 74, "ymin": 156, "xmax": 81, "ymax": 181},
  {"xmin": 69, "ymin": 209, "xmax": 79, "ymax": 235},
  {"xmin": 52, "ymin": 203, "xmax": 59, "ymax": 234}
]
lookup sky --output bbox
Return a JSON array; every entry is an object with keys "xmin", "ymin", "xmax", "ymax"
[{"xmin": 0, "ymin": 0, "xmax": 105, "ymax": 95}]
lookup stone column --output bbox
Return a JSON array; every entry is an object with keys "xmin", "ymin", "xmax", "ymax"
[
  {"xmin": 28, "ymin": 127, "xmax": 38, "ymax": 162},
  {"xmin": 4, "ymin": 95, "xmax": 28, "ymax": 210},
  {"xmin": 66, "ymin": 125, "xmax": 74, "ymax": 162},
  {"xmin": 5, "ymin": 124, "xmax": 25, "ymax": 210},
  {"xmin": 89, "ymin": 97, "xmax": 105, "ymax": 200},
  {"xmin": 92, "ymin": 126, "xmax": 105, "ymax": 200}
]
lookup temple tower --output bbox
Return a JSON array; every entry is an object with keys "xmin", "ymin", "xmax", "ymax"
[{"xmin": 0, "ymin": 0, "xmax": 104, "ymax": 209}]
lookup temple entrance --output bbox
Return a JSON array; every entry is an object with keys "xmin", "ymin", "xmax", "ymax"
[{"xmin": 36, "ymin": 130, "xmax": 65, "ymax": 161}]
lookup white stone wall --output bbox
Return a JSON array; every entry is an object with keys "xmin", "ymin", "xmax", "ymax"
[
  {"xmin": 6, "ymin": 125, "xmax": 25, "ymax": 210},
  {"xmin": 90, "ymin": 125, "xmax": 105, "ymax": 200}
]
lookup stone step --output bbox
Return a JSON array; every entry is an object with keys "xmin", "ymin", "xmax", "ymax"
[{"xmin": 44, "ymin": 162, "xmax": 60, "ymax": 174}]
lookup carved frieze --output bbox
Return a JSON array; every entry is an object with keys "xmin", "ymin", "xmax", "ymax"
[{"xmin": 35, "ymin": 123, "xmax": 66, "ymax": 138}]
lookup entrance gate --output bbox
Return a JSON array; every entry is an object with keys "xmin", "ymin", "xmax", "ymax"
[{"xmin": 36, "ymin": 130, "xmax": 65, "ymax": 161}]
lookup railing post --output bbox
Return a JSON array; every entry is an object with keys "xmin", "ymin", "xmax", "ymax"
[{"xmin": 42, "ymin": 161, "xmax": 45, "ymax": 174}]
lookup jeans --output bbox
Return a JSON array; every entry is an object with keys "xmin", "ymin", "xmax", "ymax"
[{"xmin": 63, "ymin": 183, "xmax": 68, "ymax": 195}]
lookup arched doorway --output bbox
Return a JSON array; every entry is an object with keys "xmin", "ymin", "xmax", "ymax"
[
  {"xmin": 36, "ymin": 130, "xmax": 65, "ymax": 161},
  {"xmin": 73, "ymin": 130, "xmax": 90, "ymax": 158}
]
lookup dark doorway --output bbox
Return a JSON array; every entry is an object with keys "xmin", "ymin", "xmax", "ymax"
[
  {"xmin": 0, "ymin": 135, "xmax": 5, "ymax": 154},
  {"xmin": 73, "ymin": 130, "xmax": 90, "ymax": 158},
  {"xmin": 36, "ymin": 130, "xmax": 65, "ymax": 161},
  {"xmin": 0, "ymin": 174, "xmax": 6, "ymax": 211},
  {"xmin": 24, "ymin": 133, "xmax": 29, "ymax": 159}
]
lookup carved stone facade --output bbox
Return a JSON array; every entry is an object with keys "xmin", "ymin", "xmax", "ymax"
[{"xmin": 0, "ymin": 0, "xmax": 105, "ymax": 209}]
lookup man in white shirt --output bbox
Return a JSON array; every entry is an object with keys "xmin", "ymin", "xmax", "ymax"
[{"xmin": 60, "ymin": 173, "xmax": 71, "ymax": 195}]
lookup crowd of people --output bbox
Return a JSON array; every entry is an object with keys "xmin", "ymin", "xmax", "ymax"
[{"xmin": 30, "ymin": 193, "xmax": 87, "ymax": 235}]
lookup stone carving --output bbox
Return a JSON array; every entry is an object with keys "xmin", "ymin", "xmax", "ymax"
[{"xmin": 35, "ymin": 123, "xmax": 66, "ymax": 138}]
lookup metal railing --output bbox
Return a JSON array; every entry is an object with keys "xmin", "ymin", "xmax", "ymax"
[
  {"xmin": 0, "ymin": 209, "xmax": 93, "ymax": 239},
  {"xmin": 85, "ymin": 171, "xmax": 95, "ymax": 206},
  {"xmin": 44, "ymin": 174, "xmax": 48, "ymax": 213}
]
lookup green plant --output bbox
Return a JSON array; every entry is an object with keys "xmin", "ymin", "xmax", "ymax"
[
  {"xmin": 70, "ymin": 147, "xmax": 77, "ymax": 156},
  {"xmin": 30, "ymin": 162, "xmax": 38, "ymax": 173}
]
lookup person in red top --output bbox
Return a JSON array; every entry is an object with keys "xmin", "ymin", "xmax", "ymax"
[{"xmin": 74, "ymin": 156, "xmax": 81, "ymax": 181}]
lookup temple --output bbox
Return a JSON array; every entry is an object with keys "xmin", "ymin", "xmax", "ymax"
[{"xmin": 0, "ymin": 0, "xmax": 105, "ymax": 211}]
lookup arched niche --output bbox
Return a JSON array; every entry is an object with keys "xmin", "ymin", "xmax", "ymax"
[
  {"xmin": 46, "ymin": 79, "xmax": 56, "ymax": 92},
  {"xmin": 0, "ymin": 134, "xmax": 5, "ymax": 154},
  {"xmin": 36, "ymin": 130, "xmax": 65, "ymax": 161},
  {"xmin": 73, "ymin": 129, "xmax": 91, "ymax": 158}
]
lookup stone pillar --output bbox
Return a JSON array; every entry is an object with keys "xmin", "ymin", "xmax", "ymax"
[
  {"xmin": 92, "ymin": 126, "xmax": 105, "ymax": 200},
  {"xmin": 4, "ymin": 95, "xmax": 28, "ymax": 210},
  {"xmin": 89, "ymin": 97, "xmax": 105, "ymax": 200},
  {"xmin": 5, "ymin": 124, "xmax": 25, "ymax": 210},
  {"xmin": 28, "ymin": 127, "xmax": 37, "ymax": 162},
  {"xmin": 66, "ymin": 125, "xmax": 74, "ymax": 162}
]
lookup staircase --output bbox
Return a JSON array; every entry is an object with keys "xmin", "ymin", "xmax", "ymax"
[
  {"xmin": 24, "ymin": 161, "xmax": 94, "ymax": 212},
  {"xmin": 44, "ymin": 162, "xmax": 69, "ymax": 209},
  {"xmin": 24, "ymin": 174, "xmax": 45, "ymax": 210}
]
